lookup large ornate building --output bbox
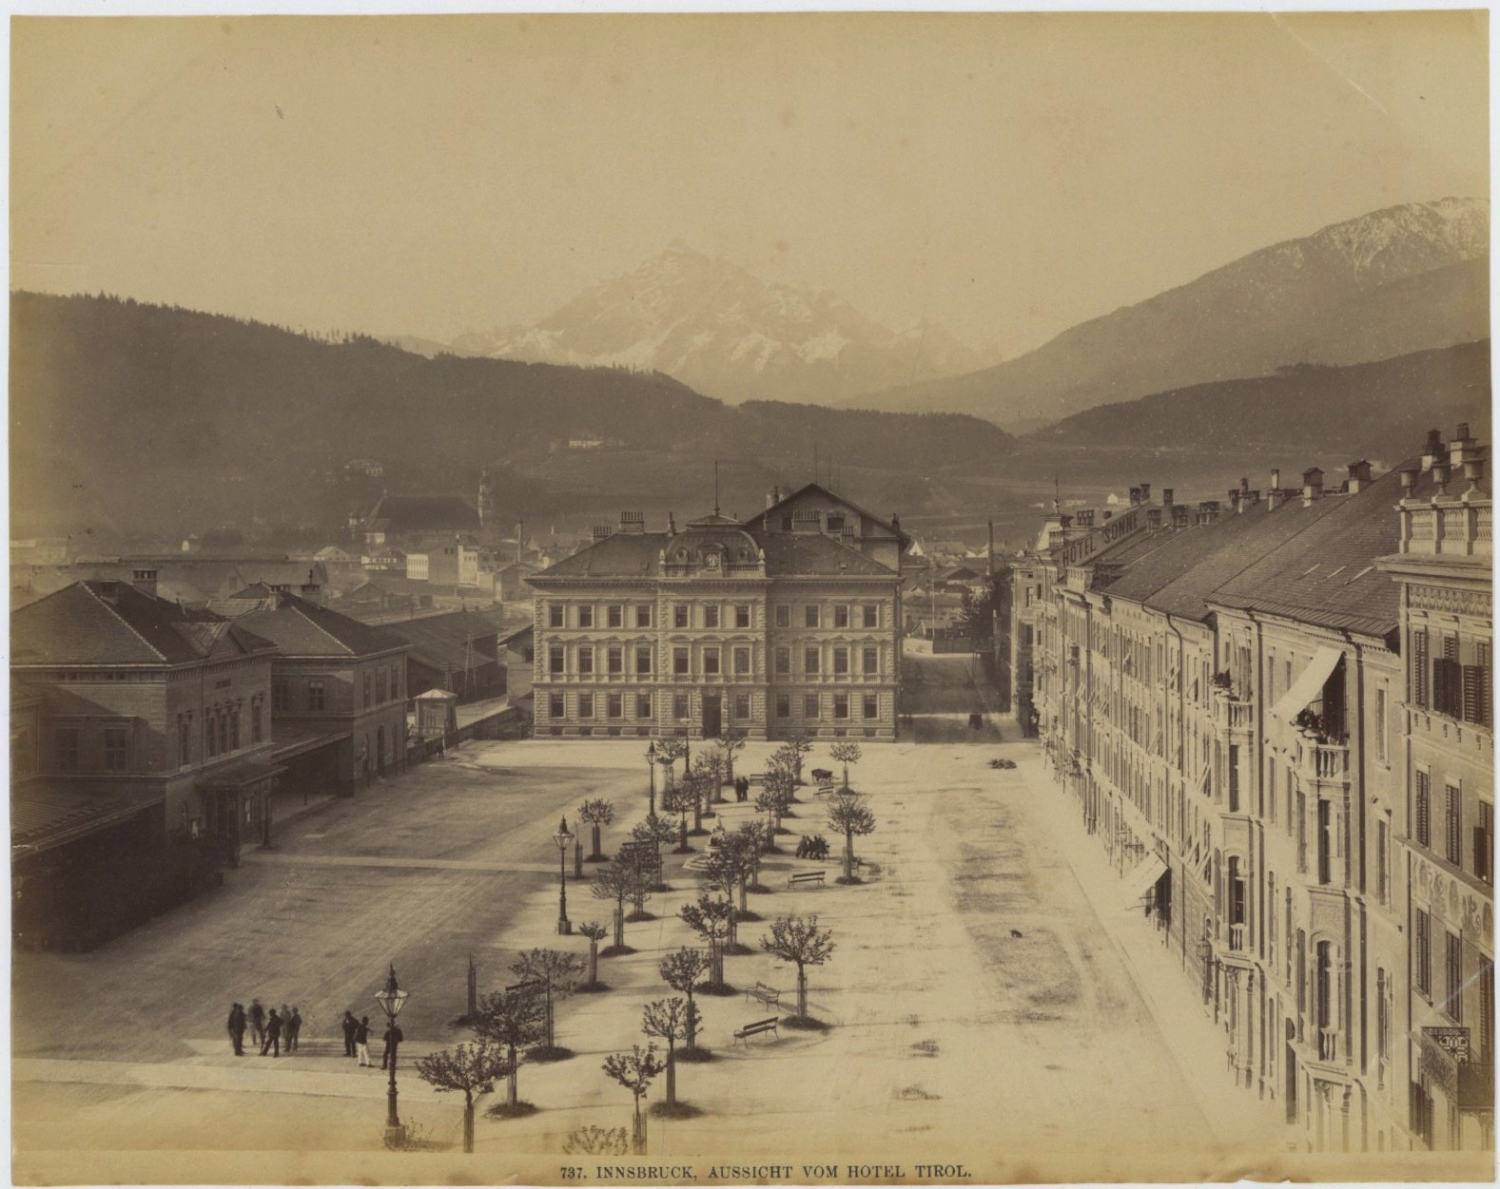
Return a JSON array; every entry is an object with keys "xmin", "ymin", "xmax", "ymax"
[
  {"xmin": 525, "ymin": 485, "xmax": 907, "ymax": 740},
  {"xmin": 1014, "ymin": 428, "xmax": 1493, "ymax": 1154}
]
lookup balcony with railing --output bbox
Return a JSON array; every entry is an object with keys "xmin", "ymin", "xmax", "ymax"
[
  {"xmin": 1295, "ymin": 736, "xmax": 1350, "ymax": 787},
  {"xmin": 1318, "ymin": 1027, "xmax": 1340, "ymax": 1063},
  {"xmin": 1228, "ymin": 922, "xmax": 1247, "ymax": 952},
  {"xmin": 1212, "ymin": 691, "xmax": 1255, "ymax": 738}
]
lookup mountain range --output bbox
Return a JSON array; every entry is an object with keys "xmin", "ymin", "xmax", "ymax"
[
  {"xmin": 848, "ymin": 198, "xmax": 1490, "ymax": 428},
  {"xmin": 393, "ymin": 247, "xmax": 1003, "ymax": 405},
  {"xmin": 8, "ymin": 293, "xmax": 1015, "ymax": 542}
]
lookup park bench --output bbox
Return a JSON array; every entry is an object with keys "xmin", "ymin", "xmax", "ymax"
[
  {"xmin": 789, "ymin": 870, "xmax": 825, "ymax": 888},
  {"xmin": 746, "ymin": 773, "xmax": 766, "ymax": 786},
  {"xmin": 745, "ymin": 982, "xmax": 781, "ymax": 1009},
  {"xmin": 734, "ymin": 1016, "xmax": 780, "ymax": 1044}
]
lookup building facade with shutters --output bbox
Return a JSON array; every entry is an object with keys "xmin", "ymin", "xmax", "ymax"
[
  {"xmin": 1019, "ymin": 433, "xmax": 1493, "ymax": 1156},
  {"xmin": 1377, "ymin": 426, "xmax": 1494, "ymax": 1153},
  {"xmin": 526, "ymin": 486, "xmax": 906, "ymax": 741}
]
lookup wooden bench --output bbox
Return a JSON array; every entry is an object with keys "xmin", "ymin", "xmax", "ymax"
[
  {"xmin": 745, "ymin": 982, "xmax": 781, "ymax": 1009},
  {"xmin": 746, "ymin": 773, "xmax": 766, "ymax": 786},
  {"xmin": 789, "ymin": 870, "xmax": 825, "ymax": 888},
  {"xmin": 734, "ymin": 1017, "xmax": 780, "ymax": 1044},
  {"xmin": 816, "ymin": 781, "xmax": 836, "ymax": 795}
]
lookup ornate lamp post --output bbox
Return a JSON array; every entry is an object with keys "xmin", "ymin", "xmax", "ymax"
[
  {"xmin": 373, "ymin": 964, "xmax": 409, "ymax": 1146},
  {"xmin": 646, "ymin": 741, "xmax": 658, "ymax": 818},
  {"xmin": 554, "ymin": 816, "xmax": 575, "ymax": 935}
]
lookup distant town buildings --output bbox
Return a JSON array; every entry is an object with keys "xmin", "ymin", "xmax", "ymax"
[
  {"xmin": 1011, "ymin": 427, "xmax": 1493, "ymax": 1154},
  {"xmin": 525, "ymin": 484, "xmax": 907, "ymax": 740}
]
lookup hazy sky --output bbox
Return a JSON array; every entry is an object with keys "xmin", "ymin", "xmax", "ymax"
[{"xmin": 10, "ymin": 12, "xmax": 1489, "ymax": 357}]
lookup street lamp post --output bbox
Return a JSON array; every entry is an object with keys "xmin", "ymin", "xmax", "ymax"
[
  {"xmin": 646, "ymin": 741, "xmax": 657, "ymax": 819},
  {"xmin": 554, "ymin": 816, "xmax": 575, "ymax": 935},
  {"xmin": 373, "ymin": 964, "xmax": 410, "ymax": 1147}
]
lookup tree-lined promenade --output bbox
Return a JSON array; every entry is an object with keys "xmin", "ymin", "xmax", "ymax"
[{"xmin": 15, "ymin": 657, "xmax": 1354, "ymax": 1184}]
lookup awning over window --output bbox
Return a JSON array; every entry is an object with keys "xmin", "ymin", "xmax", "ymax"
[
  {"xmin": 1269, "ymin": 646, "xmax": 1344, "ymax": 724},
  {"xmin": 1120, "ymin": 854, "xmax": 1168, "ymax": 907},
  {"xmin": 198, "ymin": 759, "xmax": 284, "ymax": 791}
]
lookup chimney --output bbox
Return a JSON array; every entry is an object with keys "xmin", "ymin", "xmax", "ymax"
[
  {"xmin": 1162, "ymin": 488, "xmax": 1174, "ymax": 509},
  {"xmin": 1423, "ymin": 428, "xmax": 1444, "ymax": 470},
  {"xmin": 131, "ymin": 568, "xmax": 158, "ymax": 599},
  {"xmin": 1196, "ymin": 500, "xmax": 1220, "ymax": 525},
  {"xmin": 766, "ymin": 489, "xmax": 777, "ymax": 510},
  {"xmin": 668, "ymin": 512, "xmax": 677, "ymax": 536},
  {"xmin": 300, "ymin": 582, "xmax": 323, "ymax": 606},
  {"xmin": 592, "ymin": 525, "xmax": 613, "ymax": 541},
  {"xmin": 1128, "ymin": 486, "xmax": 1141, "ymax": 507},
  {"xmin": 1171, "ymin": 504, "xmax": 1190, "ymax": 529},
  {"xmin": 1139, "ymin": 483, "xmax": 1151, "ymax": 504},
  {"xmin": 619, "ymin": 511, "xmax": 645, "ymax": 535},
  {"xmin": 1059, "ymin": 514, "xmax": 1073, "ymax": 530},
  {"xmin": 97, "ymin": 579, "xmax": 121, "ymax": 603},
  {"xmin": 1102, "ymin": 510, "xmax": 1113, "ymax": 521},
  {"xmin": 1146, "ymin": 507, "xmax": 1163, "ymax": 530},
  {"xmin": 516, "ymin": 520, "xmax": 525, "ymax": 566},
  {"xmin": 1302, "ymin": 467, "xmax": 1324, "ymax": 506},
  {"xmin": 1076, "ymin": 509, "xmax": 1094, "ymax": 528},
  {"xmin": 1449, "ymin": 422, "xmax": 1480, "ymax": 467},
  {"xmin": 1346, "ymin": 460, "xmax": 1373, "ymax": 493}
]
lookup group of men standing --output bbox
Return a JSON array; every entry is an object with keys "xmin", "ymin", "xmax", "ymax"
[
  {"xmin": 224, "ymin": 1002, "xmax": 401, "ymax": 1068},
  {"xmin": 343, "ymin": 1009, "xmax": 402, "ymax": 1069},
  {"xmin": 225, "ymin": 999, "xmax": 301, "ymax": 1057}
]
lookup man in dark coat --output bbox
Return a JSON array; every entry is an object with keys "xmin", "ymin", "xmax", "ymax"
[
  {"xmin": 342, "ymin": 1010, "xmax": 358, "ymax": 1058},
  {"xmin": 380, "ymin": 1021, "xmax": 403, "ymax": 1070},
  {"xmin": 355, "ymin": 1016, "xmax": 372, "ymax": 1066},
  {"xmin": 261, "ymin": 1008, "xmax": 282, "ymax": 1057},
  {"xmin": 287, "ymin": 1007, "xmax": 302, "ymax": 1053},
  {"xmin": 227, "ymin": 1003, "xmax": 247, "ymax": 1056},
  {"xmin": 249, "ymin": 999, "xmax": 266, "ymax": 1049}
]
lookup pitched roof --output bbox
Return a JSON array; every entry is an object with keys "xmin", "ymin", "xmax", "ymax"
[
  {"xmin": 750, "ymin": 483, "xmax": 911, "ymax": 548},
  {"xmin": 366, "ymin": 495, "xmax": 480, "ymax": 533},
  {"xmin": 235, "ymin": 592, "xmax": 409, "ymax": 658},
  {"xmin": 531, "ymin": 522, "xmax": 897, "ymax": 581},
  {"xmin": 1207, "ymin": 464, "xmax": 1426, "ymax": 637},
  {"xmin": 13, "ymin": 784, "xmax": 158, "ymax": 853},
  {"xmin": 380, "ymin": 611, "xmax": 501, "ymax": 672},
  {"xmin": 11, "ymin": 582, "xmax": 276, "ymax": 667}
]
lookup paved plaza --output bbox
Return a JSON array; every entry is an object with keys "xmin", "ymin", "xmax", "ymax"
[{"xmin": 13, "ymin": 650, "xmax": 1463, "ymax": 1184}]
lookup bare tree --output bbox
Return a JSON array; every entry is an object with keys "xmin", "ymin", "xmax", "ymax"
[
  {"xmin": 641, "ymin": 997, "xmax": 701, "ymax": 1107},
  {"xmin": 415, "ymin": 1039, "xmax": 503, "ymax": 1152},
  {"xmin": 630, "ymin": 817, "xmax": 676, "ymax": 892},
  {"xmin": 510, "ymin": 948, "xmax": 582, "ymax": 1053},
  {"xmin": 716, "ymin": 730, "xmax": 747, "ymax": 797},
  {"xmin": 658, "ymin": 948, "xmax": 712, "ymax": 1053},
  {"xmin": 828, "ymin": 741, "xmax": 863, "ymax": 789},
  {"xmin": 660, "ymin": 778, "xmax": 696, "ymax": 853},
  {"xmin": 757, "ymin": 766, "xmax": 796, "ymax": 836},
  {"xmin": 578, "ymin": 921, "xmax": 608, "ymax": 989},
  {"xmin": 590, "ymin": 861, "xmax": 643, "ymax": 951},
  {"xmin": 826, "ymin": 789, "xmax": 876, "ymax": 882},
  {"xmin": 473, "ymin": 988, "xmax": 545, "ymax": 1109},
  {"xmin": 655, "ymin": 737, "xmax": 688, "ymax": 792},
  {"xmin": 690, "ymin": 753, "xmax": 719, "ymax": 827},
  {"xmin": 602, "ymin": 1044, "xmax": 666, "ymax": 1154},
  {"xmin": 579, "ymin": 797, "xmax": 615, "ymax": 863},
  {"xmin": 679, "ymin": 894, "xmax": 735, "ymax": 988},
  {"xmin": 761, "ymin": 914, "xmax": 836, "ymax": 1022},
  {"xmin": 777, "ymin": 729, "xmax": 814, "ymax": 785}
]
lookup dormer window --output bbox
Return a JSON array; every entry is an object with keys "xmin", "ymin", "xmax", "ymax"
[{"xmin": 826, "ymin": 515, "xmax": 845, "ymax": 533}]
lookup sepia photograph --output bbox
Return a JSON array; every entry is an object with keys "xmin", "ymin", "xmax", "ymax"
[{"xmin": 6, "ymin": 8, "xmax": 1494, "ymax": 1185}]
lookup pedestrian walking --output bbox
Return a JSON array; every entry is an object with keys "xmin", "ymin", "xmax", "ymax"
[
  {"xmin": 355, "ymin": 1016, "xmax": 372, "ymax": 1066},
  {"xmin": 287, "ymin": 1006, "xmax": 302, "ymax": 1053},
  {"xmin": 249, "ymin": 999, "xmax": 266, "ymax": 1049},
  {"xmin": 261, "ymin": 1008, "xmax": 282, "ymax": 1057},
  {"xmin": 380, "ymin": 1021, "xmax": 403, "ymax": 1070},
  {"xmin": 342, "ymin": 1010, "xmax": 358, "ymax": 1058},
  {"xmin": 227, "ymin": 1003, "xmax": 247, "ymax": 1056}
]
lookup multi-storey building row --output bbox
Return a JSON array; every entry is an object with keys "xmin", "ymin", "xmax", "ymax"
[
  {"xmin": 1014, "ymin": 428, "xmax": 1492, "ymax": 1155},
  {"xmin": 525, "ymin": 484, "xmax": 907, "ymax": 740},
  {"xmin": 11, "ymin": 571, "xmax": 412, "ymax": 951}
]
